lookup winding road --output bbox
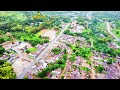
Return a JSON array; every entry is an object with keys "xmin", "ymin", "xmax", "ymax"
[
  {"xmin": 17, "ymin": 23, "xmax": 70, "ymax": 79},
  {"xmin": 106, "ymin": 22, "xmax": 120, "ymax": 41},
  {"xmin": 92, "ymin": 16, "xmax": 120, "ymax": 42}
]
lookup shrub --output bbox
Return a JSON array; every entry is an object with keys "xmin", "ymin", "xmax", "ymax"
[
  {"xmin": 52, "ymin": 48, "xmax": 61, "ymax": 55},
  {"xmin": 69, "ymin": 54, "xmax": 76, "ymax": 62},
  {"xmin": 107, "ymin": 58, "xmax": 116, "ymax": 64},
  {"xmin": 23, "ymin": 75, "xmax": 28, "ymax": 79},
  {"xmin": 95, "ymin": 65, "xmax": 104, "ymax": 73},
  {"xmin": 61, "ymin": 76, "xmax": 64, "ymax": 79},
  {"xmin": 44, "ymin": 76, "xmax": 50, "ymax": 79}
]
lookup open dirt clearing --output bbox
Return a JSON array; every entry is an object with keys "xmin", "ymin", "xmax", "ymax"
[{"xmin": 37, "ymin": 29, "xmax": 57, "ymax": 41}]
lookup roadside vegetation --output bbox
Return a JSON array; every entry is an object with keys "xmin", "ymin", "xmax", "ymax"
[{"xmin": 0, "ymin": 60, "xmax": 16, "ymax": 79}]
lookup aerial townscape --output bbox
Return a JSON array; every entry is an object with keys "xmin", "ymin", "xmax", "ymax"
[{"xmin": 0, "ymin": 11, "xmax": 120, "ymax": 79}]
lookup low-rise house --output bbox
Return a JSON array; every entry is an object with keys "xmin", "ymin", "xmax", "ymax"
[
  {"xmin": 111, "ymin": 24, "xmax": 116, "ymax": 28},
  {"xmin": 17, "ymin": 44, "xmax": 28, "ymax": 50},
  {"xmin": 31, "ymin": 69, "xmax": 38, "ymax": 75},
  {"xmin": 46, "ymin": 59, "xmax": 54, "ymax": 63},
  {"xmin": 0, "ymin": 55, "xmax": 9, "ymax": 60},
  {"xmin": 26, "ymin": 73, "xmax": 33, "ymax": 79},
  {"xmin": 100, "ymin": 34, "xmax": 105, "ymax": 37},
  {"xmin": 51, "ymin": 69, "xmax": 61, "ymax": 79}
]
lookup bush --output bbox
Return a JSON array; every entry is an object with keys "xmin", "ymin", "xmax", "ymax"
[
  {"xmin": 23, "ymin": 75, "xmax": 28, "ymax": 79},
  {"xmin": 0, "ymin": 38, "xmax": 5, "ymax": 44},
  {"xmin": 53, "ymin": 64, "xmax": 60, "ymax": 69},
  {"xmin": 38, "ymin": 70, "xmax": 47, "ymax": 78},
  {"xmin": 63, "ymin": 48, "xmax": 67, "ymax": 54},
  {"xmin": 26, "ymin": 47, "xmax": 37, "ymax": 53},
  {"xmin": 61, "ymin": 76, "xmax": 64, "ymax": 79},
  {"xmin": 0, "ymin": 60, "xmax": 6, "ymax": 65},
  {"xmin": 44, "ymin": 39, "xmax": 49, "ymax": 43},
  {"xmin": 80, "ymin": 66, "xmax": 90, "ymax": 72},
  {"xmin": 44, "ymin": 76, "xmax": 50, "ymax": 79},
  {"xmin": 107, "ymin": 58, "xmax": 116, "ymax": 64},
  {"xmin": 52, "ymin": 48, "xmax": 61, "ymax": 55},
  {"xmin": 95, "ymin": 65, "xmax": 104, "ymax": 73},
  {"xmin": 69, "ymin": 54, "xmax": 76, "ymax": 62},
  {"xmin": 56, "ymin": 60, "xmax": 64, "ymax": 64},
  {"xmin": 86, "ymin": 60, "xmax": 92, "ymax": 65},
  {"xmin": 0, "ymin": 45, "xmax": 5, "ymax": 55},
  {"xmin": 0, "ymin": 61, "xmax": 16, "ymax": 79},
  {"xmin": 26, "ymin": 49, "xmax": 30, "ymax": 54},
  {"xmin": 62, "ymin": 54, "xmax": 68, "ymax": 61},
  {"xmin": 60, "ymin": 64, "xmax": 65, "ymax": 70}
]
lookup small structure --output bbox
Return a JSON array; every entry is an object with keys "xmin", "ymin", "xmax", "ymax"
[
  {"xmin": 51, "ymin": 69, "xmax": 61, "ymax": 79},
  {"xmin": 17, "ymin": 43, "xmax": 29, "ymax": 51},
  {"xmin": 77, "ymin": 26, "xmax": 85, "ymax": 33},
  {"xmin": 111, "ymin": 24, "xmax": 116, "ymax": 28},
  {"xmin": 6, "ymin": 32, "xmax": 12, "ymax": 36}
]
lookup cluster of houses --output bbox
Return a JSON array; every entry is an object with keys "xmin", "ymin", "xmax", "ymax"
[
  {"xmin": 25, "ymin": 33, "xmax": 91, "ymax": 79},
  {"xmin": 70, "ymin": 20, "xmax": 85, "ymax": 33},
  {"xmin": 59, "ymin": 34, "xmax": 86, "ymax": 46},
  {"xmin": 92, "ymin": 49, "xmax": 120, "ymax": 79},
  {"xmin": 95, "ymin": 61, "xmax": 120, "ymax": 79},
  {"xmin": 108, "ymin": 42, "xmax": 120, "ymax": 49},
  {"xmin": 30, "ymin": 43, "xmax": 49, "ymax": 58},
  {"xmin": 25, "ymin": 44, "xmax": 64, "ymax": 79},
  {"xmin": 63, "ymin": 56, "xmax": 91, "ymax": 79}
]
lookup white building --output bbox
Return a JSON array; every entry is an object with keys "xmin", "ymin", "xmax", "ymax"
[{"xmin": 77, "ymin": 26, "xmax": 85, "ymax": 33}]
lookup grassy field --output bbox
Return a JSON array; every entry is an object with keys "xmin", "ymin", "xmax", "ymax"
[
  {"xmin": 56, "ymin": 30, "xmax": 61, "ymax": 36},
  {"xmin": 0, "ymin": 11, "xmax": 27, "ymax": 21},
  {"xmin": 26, "ymin": 47, "xmax": 37, "ymax": 53},
  {"xmin": 112, "ymin": 29, "xmax": 120, "ymax": 38},
  {"xmin": 115, "ymin": 41, "xmax": 120, "ymax": 46}
]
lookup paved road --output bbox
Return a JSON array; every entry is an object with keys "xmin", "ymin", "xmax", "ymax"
[{"xmin": 17, "ymin": 23, "xmax": 70, "ymax": 79}]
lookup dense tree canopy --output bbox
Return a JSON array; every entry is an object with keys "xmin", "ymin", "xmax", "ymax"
[
  {"xmin": 52, "ymin": 48, "xmax": 61, "ymax": 55},
  {"xmin": 0, "ymin": 45, "xmax": 5, "ymax": 56},
  {"xmin": 0, "ymin": 60, "xmax": 16, "ymax": 79}
]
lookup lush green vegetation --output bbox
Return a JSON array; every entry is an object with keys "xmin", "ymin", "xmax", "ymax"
[
  {"xmin": 63, "ymin": 48, "xmax": 67, "ymax": 54},
  {"xmin": 26, "ymin": 47, "xmax": 37, "ymax": 53},
  {"xmin": 62, "ymin": 17, "xmax": 71, "ymax": 23},
  {"xmin": 76, "ymin": 16, "xmax": 85, "ymax": 23},
  {"xmin": 76, "ymin": 16, "xmax": 88, "ymax": 27},
  {"xmin": 80, "ymin": 66, "xmax": 90, "ymax": 72},
  {"xmin": 106, "ymin": 58, "xmax": 116, "ymax": 64},
  {"xmin": 64, "ymin": 21, "xmax": 120, "ymax": 58},
  {"xmin": 92, "ymin": 12, "xmax": 119, "ymax": 22},
  {"xmin": 95, "ymin": 65, "xmax": 104, "ymax": 73},
  {"xmin": 115, "ymin": 41, "xmax": 120, "ymax": 46},
  {"xmin": 64, "ymin": 30, "xmax": 75, "ymax": 36},
  {"xmin": 12, "ymin": 32, "xmax": 49, "ymax": 46},
  {"xmin": 0, "ymin": 60, "xmax": 16, "ymax": 79},
  {"xmin": 23, "ymin": 75, "xmax": 28, "ymax": 79},
  {"xmin": 0, "ymin": 35, "xmax": 13, "ymax": 44},
  {"xmin": 0, "ymin": 12, "xmax": 60, "ymax": 33},
  {"xmin": 44, "ymin": 76, "xmax": 50, "ymax": 79},
  {"xmin": 0, "ymin": 45, "xmax": 5, "ymax": 56},
  {"xmin": 51, "ymin": 48, "xmax": 61, "ymax": 55},
  {"xmin": 67, "ymin": 44, "xmax": 92, "ymax": 60},
  {"xmin": 38, "ymin": 54, "xmax": 68, "ymax": 78},
  {"xmin": 69, "ymin": 54, "xmax": 76, "ymax": 62},
  {"xmin": 61, "ymin": 76, "xmax": 64, "ymax": 79},
  {"xmin": 0, "ymin": 11, "xmax": 64, "ymax": 50},
  {"xmin": 112, "ymin": 29, "xmax": 120, "ymax": 38}
]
